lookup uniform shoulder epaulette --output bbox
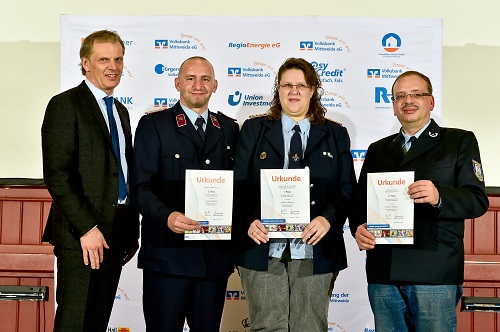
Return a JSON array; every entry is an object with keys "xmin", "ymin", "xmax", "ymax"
[
  {"xmin": 145, "ymin": 107, "xmax": 168, "ymax": 115},
  {"xmin": 325, "ymin": 117, "xmax": 343, "ymax": 126},
  {"xmin": 249, "ymin": 113, "xmax": 268, "ymax": 119},
  {"xmin": 216, "ymin": 111, "xmax": 237, "ymax": 122}
]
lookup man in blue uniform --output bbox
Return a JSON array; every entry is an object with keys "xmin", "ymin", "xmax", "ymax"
[{"xmin": 132, "ymin": 56, "xmax": 239, "ymax": 332}]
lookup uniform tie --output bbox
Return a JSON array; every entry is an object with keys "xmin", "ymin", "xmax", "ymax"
[
  {"xmin": 403, "ymin": 136, "xmax": 417, "ymax": 155},
  {"xmin": 104, "ymin": 96, "xmax": 127, "ymax": 200},
  {"xmin": 195, "ymin": 116, "xmax": 206, "ymax": 143},
  {"xmin": 288, "ymin": 124, "xmax": 303, "ymax": 169},
  {"xmin": 284, "ymin": 124, "xmax": 303, "ymax": 260}
]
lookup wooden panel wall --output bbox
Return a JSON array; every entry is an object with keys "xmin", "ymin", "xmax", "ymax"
[
  {"xmin": 458, "ymin": 195, "xmax": 500, "ymax": 331},
  {"xmin": 0, "ymin": 186, "xmax": 54, "ymax": 332},
  {"xmin": 0, "ymin": 185, "xmax": 499, "ymax": 332}
]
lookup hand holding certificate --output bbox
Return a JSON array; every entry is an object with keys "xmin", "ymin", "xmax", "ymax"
[
  {"xmin": 261, "ymin": 168, "xmax": 310, "ymax": 238},
  {"xmin": 184, "ymin": 170, "xmax": 233, "ymax": 240},
  {"xmin": 367, "ymin": 171, "xmax": 414, "ymax": 244}
]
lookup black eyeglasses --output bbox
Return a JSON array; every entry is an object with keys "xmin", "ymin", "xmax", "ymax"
[{"xmin": 391, "ymin": 93, "xmax": 432, "ymax": 102}]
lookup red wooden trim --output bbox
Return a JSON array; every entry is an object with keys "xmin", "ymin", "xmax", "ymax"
[
  {"xmin": 0, "ymin": 245, "xmax": 54, "ymax": 273},
  {"xmin": 0, "ymin": 187, "xmax": 52, "ymax": 201}
]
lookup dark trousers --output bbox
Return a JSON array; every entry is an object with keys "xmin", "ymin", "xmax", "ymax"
[
  {"xmin": 143, "ymin": 269, "xmax": 229, "ymax": 332},
  {"xmin": 53, "ymin": 246, "xmax": 123, "ymax": 332},
  {"xmin": 53, "ymin": 206, "xmax": 133, "ymax": 332}
]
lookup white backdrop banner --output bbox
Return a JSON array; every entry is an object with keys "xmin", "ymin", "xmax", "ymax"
[{"xmin": 60, "ymin": 15, "xmax": 442, "ymax": 332}]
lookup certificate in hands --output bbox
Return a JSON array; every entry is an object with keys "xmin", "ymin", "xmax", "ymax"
[
  {"xmin": 261, "ymin": 168, "xmax": 310, "ymax": 238},
  {"xmin": 184, "ymin": 169, "xmax": 233, "ymax": 240},
  {"xmin": 367, "ymin": 171, "xmax": 414, "ymax": 244}
]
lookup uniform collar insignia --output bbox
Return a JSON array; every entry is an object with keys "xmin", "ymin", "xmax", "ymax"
[
  {"xmin": 428, "ymin": 131, "xmax": 438, "ymax": 138},
  {"xmin": 210, "ymin": 114, "xmax": 220, "ymax": 129},
  {"xmin": 176, "ymin": 114, "xmax": 187, "ymax": 127}
]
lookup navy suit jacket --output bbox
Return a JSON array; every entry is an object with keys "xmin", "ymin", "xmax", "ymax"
[
  {"xmin": 132, "ymin": 102, "xmax": 239, "ymax": 278},
  {"xmin": 350, "ymin": 119, "xmax": 489, "ymax": 284},
  {"xmin": 233, "ymin": 116, "xmax": 356, "ymax": 274}
]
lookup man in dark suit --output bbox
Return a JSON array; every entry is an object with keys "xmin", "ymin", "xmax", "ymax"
[
  {"xmin": 41, "ymin": 30, "xmax": 139, "ymax": 332},
  {"xmin": 350, "ymin": 71, "xmax": 489, "ymax": 331},
  {"xmin": 132, "ymin": 56, "xmax": 239, "ymax": 331}
]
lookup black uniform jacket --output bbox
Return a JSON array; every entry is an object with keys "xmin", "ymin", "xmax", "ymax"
[
  {"xmin": 132, "ymin": 102, "xmax": 239, "ymax": 278},
  {"xmin": 233, "ymin": 115, "xmax": 356, "ymax": 274},
  {"xmin": 350, "ymin": 119, "xmax": 489, "ymax": 284}
]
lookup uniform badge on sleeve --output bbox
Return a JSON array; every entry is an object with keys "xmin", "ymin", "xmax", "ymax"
[{"xmin": 472, "ymin": 160, "xmax": 484, "ymax": 182}]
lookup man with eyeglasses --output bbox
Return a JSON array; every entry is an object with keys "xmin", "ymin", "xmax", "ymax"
[{"xmin": 350, "ymin": 70, "xmax": 489, "ymax": 331}]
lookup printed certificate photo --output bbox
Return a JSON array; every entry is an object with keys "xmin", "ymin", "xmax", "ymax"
[
  {"xmin": 261, "ymin": 168, "xmax": 310, "ymax": 238},
  {"xmin": 184, "ymin": 169, "xmax": 233, "ymax": 240},
  {"xmin": 367, "ymin": 171, "xmax": 414, "ymax": 244}
]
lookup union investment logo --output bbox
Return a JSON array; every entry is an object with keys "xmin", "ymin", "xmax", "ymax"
[{"xmin": 382, "ymin": 33, "xmax": 401, "ymax": 52}]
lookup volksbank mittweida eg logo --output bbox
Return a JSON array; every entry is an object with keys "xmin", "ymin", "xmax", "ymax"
[
  {"xmin": 155, "ymin": 39, "xmax": 168, "ymax": 49},
  {"xmin": 155, "ymin": 64, "xmax": 179, "ymax": 76},
  {"xmin": 300, "ymin": 40, "xmax": 344, "ymax": 52},
  {"xmin": 369, "ymin": 68, "xmax": 404, "ymax": 79},
  {"xmin": 382, "ymin": 33, "xmax": 401, "ymax": 52},
  {"xmin": 226, "ymin": 290, "xmax": 246, "ymax": 300},
  {"xmin": 228, "ymin": 67, "xmax": 242, "ymax": 77},
  {"xmin": 155, "ymin": 38, "xmax": 194, "ymax": 50},
  {"xmin": 154, "ymin": 97, "xmax": 178, "ymax": 108},
  {"xmin": 322, "ymin": 91, "xmax": 351, "ymax": 109},
  {"xmin": 300, "ymin": 41, "xmax": 313, "ymax": 51},
  {"xmin": 367, "ymin": 69, "xmax": 381, "ymax": 78},
  {"xmin": 228, "ymin": 91, "xmax": 271, "ymax": 107},
  {"xmin": 227, "ymin": 67, "xmax": 272, "ymax": 78},
  {"xmin": 154, "ymin": 98, "xmax": 168, "ymax": 108},
  {"xmin": 351, "ymin": 150, "xmax": 367, "ymax": 162}
]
